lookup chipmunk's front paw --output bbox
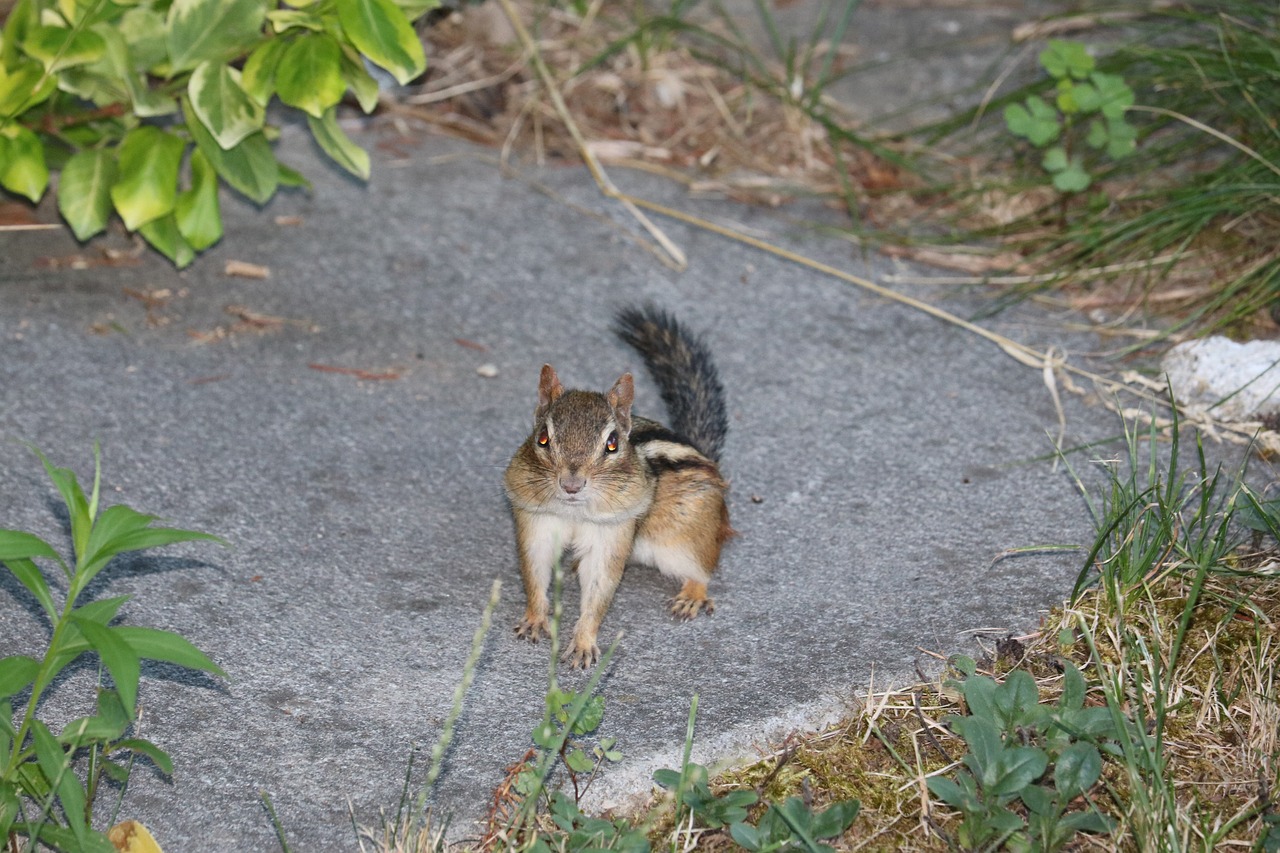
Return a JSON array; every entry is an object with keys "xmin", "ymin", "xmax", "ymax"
[
  {"xmin": 671, "ymin": 580, "xmax": 714, "ymax": 620},
  {"xmin": 563, "ymin": 636, "xmax": 600, "ymax": 670},
  {"xmin": 515, "ymin": 614, "xmax": 550, "ymax": 642}
]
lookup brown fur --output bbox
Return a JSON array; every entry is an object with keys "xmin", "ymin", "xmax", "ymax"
[{"xmin": 504, "ymin": 365, "xmax": 730, "ymax": 668}]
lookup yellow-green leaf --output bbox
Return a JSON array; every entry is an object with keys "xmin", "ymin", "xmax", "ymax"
[
  {"xmin": 175, "ymin": 147, "xmax": 222, "ymax": 250},
  {"xmin": 139, "ymin": 214, "xmax": 195, "ymax": 267},
  {"xmin": 307, "ymin": 106, "xmax": 369, "ymax": 179},
  {"xmin": 240, "ymin": 38, "xmax": 286, "ymax": 106},
  {"xmin": 167, "ymin": 0, "xmax": 267, "ymax": 72},
  {"xmin": 0, "ymin": 125, "xmax": 49, "ymax": 202},
  {"xmin": 340, "ymin": 43, "xmax": 379, "ymax": 114},
  {"xmin": 0, "ymin": 60, "xmax": 54, "ymax": 117},
  {"xmin": 110, "ymin": 126, "xmax": 185, "ymax": 231},
  {"xmin": 335, "ymin": 0, "xmax": 425, "ymax": 85},
  {"xmin": 22, "ymin": 25, "xmax": 106, "ymax": 72},
  {"xmin": 58, "ymin": 149, "xmax": 118, "ymax": 240},
  {"xmin": 183, "ymin": 95, "xmax": 278, "ymax": 204},
  {"xmin": 117, "ymin": 6, "xmax": 168, "ymax": 71},
  {"xmin": 188, "ymin": 61, "xmax": 265, "ymax": 150},
  {"xmin": 276, "ymin": 33, "xmax": 345, "ymax": 118}
]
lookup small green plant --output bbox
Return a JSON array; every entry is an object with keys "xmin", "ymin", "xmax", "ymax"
[
  {"xmin": 1004, "ymin": 39, "xmax": 1137, "ymax": 192},
  {"xmin": 654, "ymin": 697, "xmax": 859, "ymax": 853},
  {"xmin": 928, "ymin": 659, "xmax": 1117, "ymax": 852},
  {"xmin": 517, "ymin": 685, "xmax": 624, "ymax": 806},
  {"xmin": 653, "ymin": 761, "xmax": 757, "ymax": 830},
  {"xmin": 0, "ymin": 0, "xmax": 434, "ymax": 266},
  {"xmin": 727, "ymin": 796, "xmax": 860, "ymax": 853},
  {"xmin": 0, "ymin": 445, "xmax": 226, "ymax": 852}
]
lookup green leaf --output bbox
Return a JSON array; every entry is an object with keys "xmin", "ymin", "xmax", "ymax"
[
  {"xmin": 184, "ymin": 95, "xmax": 279, "ymax": 204},
  {"xmin": 28, "ymin": 446, "xmax": 93, "ymax": 562},
  {"xmin": 188, "ymin": 61, "xmax": 265, "ymax": 150},
  {"xmin": 82, "ymin": 517, "xmax": 224, "ymax": 583},
  {"xmin": 1058, "ymin": 809, "xmax": 1115, "ymax": 834},
  {"xmin": 278, "ymin": 162, "xmax": 311, "ymax": 189},
  {"xmin": 393, "ymin": 0, "xmax": 440, "ymax": 22},
  {"xmin": 117, "ymin": 6, "xmax": 169, "ymax": 71},
  {"xmin": 266, "ymin": 9, "xmax": 325, "ymax": 33},
  {"xmin": 570, "ymin": 694, "xmax": 605, "ymax": 735},
  {"xmin": 58, "ymin": 149, "xmax": 118, "ymax": 241},
  {"xmin": 3, "ymin": 557, "xmax": 58, "ymax": 620},
  {"xmin": 240, "ymin": 38, "xmax": 286, "ymax": 105},
  {"xmin": 1050, "ymin": 159, "xmax": 1091, "ymax": 192},
  {"xmin": 113, "ymin": 737, "xmax": 174, "ymax": 775},
  {"xmin": 0, "ymin": 60, "xmax": 54, "ymax": 117},
  {"xmin": 307, "ymin": 107, "xmax": 370, "ymax": 180},
  {"xmin": 73, "ymin": 595, "xmax": 131, "ymax": 626},
  {"xmin": 987, "ymin": 746, "xmax": 1049, "ymax": 797},
  {"xmin": 22, "ymin": 25, "xmax": 106, "ymax": 72},
  {"xmin": 1041, "ymin": 146, "xmax": 1070, "ymax": 173},
  {"xmin": 1040, "ymin": 39, "xmax": 1093, "ymax": 81},
  {"xmin": 728, "ymin": 821, "xmax": 764, "ymax": 852},
  {"xmin": 1103, "ymin": 117, "xmax": 1137, "ymax": 159},
  {"xmin": 0, "ymin": 656, "xmax": 40, "ymax": 699},
  {"xmin": 335, "ymin": 0, "xmax": 426, "ymax": 85},
  {"xmin": 60, "ymin": 713, "xmax": 127, "ymax": 746},
  {"xmin": 1056, "ymin": 79, "xmax": 1093, "ymax": 115},
  {"xmin": 994, "ymin": 670, "xmax": 1040, "ymax": 729},
  {"xmin": 72, "ymin": 617, "xmax": 141, "ymax": 715},
  {"xmin": 960, "ymin": 674, "xmax": 997, "ymax": 723},
  {"xmin": 1019, "ymin": 782, "xmax": 1055, "ymax": 816},
  {"xmin": 928, "ymin": 774, "xmax": 979, "ymax": 811},
  {"xmin": 653, "ymin": 768, "xmax": 682, "ymax": 789},
  {"xmin": 32, "ymin": 719, "xmax": 89, "ymax": 842},
  {"xmin": 564, "ymin": 748, "xmax": 594, "ymax": 773},
  {"xmin": 0, "ymin": 529, "xmax": 61, "ymax": 563},
  {"xmin": 340, "ymin": 43, "xmax": 381, "ymax": 114},
  {"xmin": 115, "ymin": 626, "xmax": 225, "ymax": 676},
  {"xmin": 1058, "ymin": 663, "xmax": 1086, "ymax": 712},
  {"xmin": 0, "ymin": 125, "xmax": 49, "ymax": 202},
  {"xmin": 275, "ymin": 33, "xmax": 346, "ymax": 118},
  {"xmin": 1004, "ymin": 96, "xmax": 1060, "ymax": 147},
  {"xmin": 167, "ymin": 0, "xmax": 268, "ymax": 73},
  {"xmin": 1054, "ymin": 742, "xmax": 1102, "ymax": 798},
  {"xmin": 176, "ymin": 147, "xmax": 223, "ymax": 250},
  {"xmin": 810, "ymin": 798, "xmax": 860, "ymax": 838},
  {"xmin": 110, "ymin": 126, "xmax": 185, "ymax": 231},
  {"xmin": 139, "ymin": 214, "xmax": 196, "ymax": 268},
  {"xmin": 1089, "ymin": 71, "xmax": 1134, "ymax": 120}
]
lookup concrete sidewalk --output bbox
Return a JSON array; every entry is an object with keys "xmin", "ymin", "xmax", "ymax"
[{"xmin": 0, "ymin": 9, "xmax": 1142, "ymax": 841}]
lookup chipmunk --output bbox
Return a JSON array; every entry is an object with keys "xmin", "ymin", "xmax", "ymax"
[{"xmin": 503, "ymin": 304, "xmax": 733, "ymax": 668}]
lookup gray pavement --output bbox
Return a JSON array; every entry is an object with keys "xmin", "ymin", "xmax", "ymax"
[{"xmin": 0, "ymin": 9, "xmax": 1140, "ymax": 850}]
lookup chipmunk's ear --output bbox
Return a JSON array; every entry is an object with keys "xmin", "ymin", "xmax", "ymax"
[
  {"xmin": 536, "ymin": 364, "xmax": 564, "ymax": 419},
  {"xmin": 607, "ymin": 373, "xmax": 634, "ymax": 435}
]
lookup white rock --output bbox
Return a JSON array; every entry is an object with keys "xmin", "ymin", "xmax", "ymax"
[{"xmin": 1161, "ymin": 336, "xmax": 1280, "ymax": 421}]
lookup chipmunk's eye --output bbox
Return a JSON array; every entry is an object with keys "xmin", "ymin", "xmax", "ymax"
[
  {"xmin": 537, "ymin": 428, "xmax": 549, "ymax": 447},
  {"xmin": 604, "ymin": 431, "xmax": 619, "ymax": 454}
]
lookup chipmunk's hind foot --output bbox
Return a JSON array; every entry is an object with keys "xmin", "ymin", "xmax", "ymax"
[
  {"xmin": 515, "ymin": 614, "xmax": 550, "ymax": 642},
  {"xmin": 671, "ymin": 580, "xmax": 714, "ymax": 620}
]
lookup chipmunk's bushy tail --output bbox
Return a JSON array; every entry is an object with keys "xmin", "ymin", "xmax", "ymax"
[{"xmin": 614, "ymin": 303, "xmax": 728, "ymax": 462}]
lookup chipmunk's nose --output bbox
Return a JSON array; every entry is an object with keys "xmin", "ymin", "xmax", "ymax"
[{"xmin": 560, "ymin": 474, "xmax": 586, "ymax": 494}]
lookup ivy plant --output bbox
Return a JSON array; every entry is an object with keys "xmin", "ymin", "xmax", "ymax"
[
  {"xmin": 0, "ymin": 0, "xmax": 434, "ymax": 266},
  {"xmin": 1004, "ymin": 39, "xmax": 1137, "ymax": 192}
]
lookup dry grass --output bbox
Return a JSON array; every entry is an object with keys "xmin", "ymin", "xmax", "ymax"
[
  {"xmin": 665, "ymin": 557, "xmax": 1280, "ymax": 851},
  {"xmin": 389, "ymin": 1, "xmax": 911, "ymax": 209}
]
